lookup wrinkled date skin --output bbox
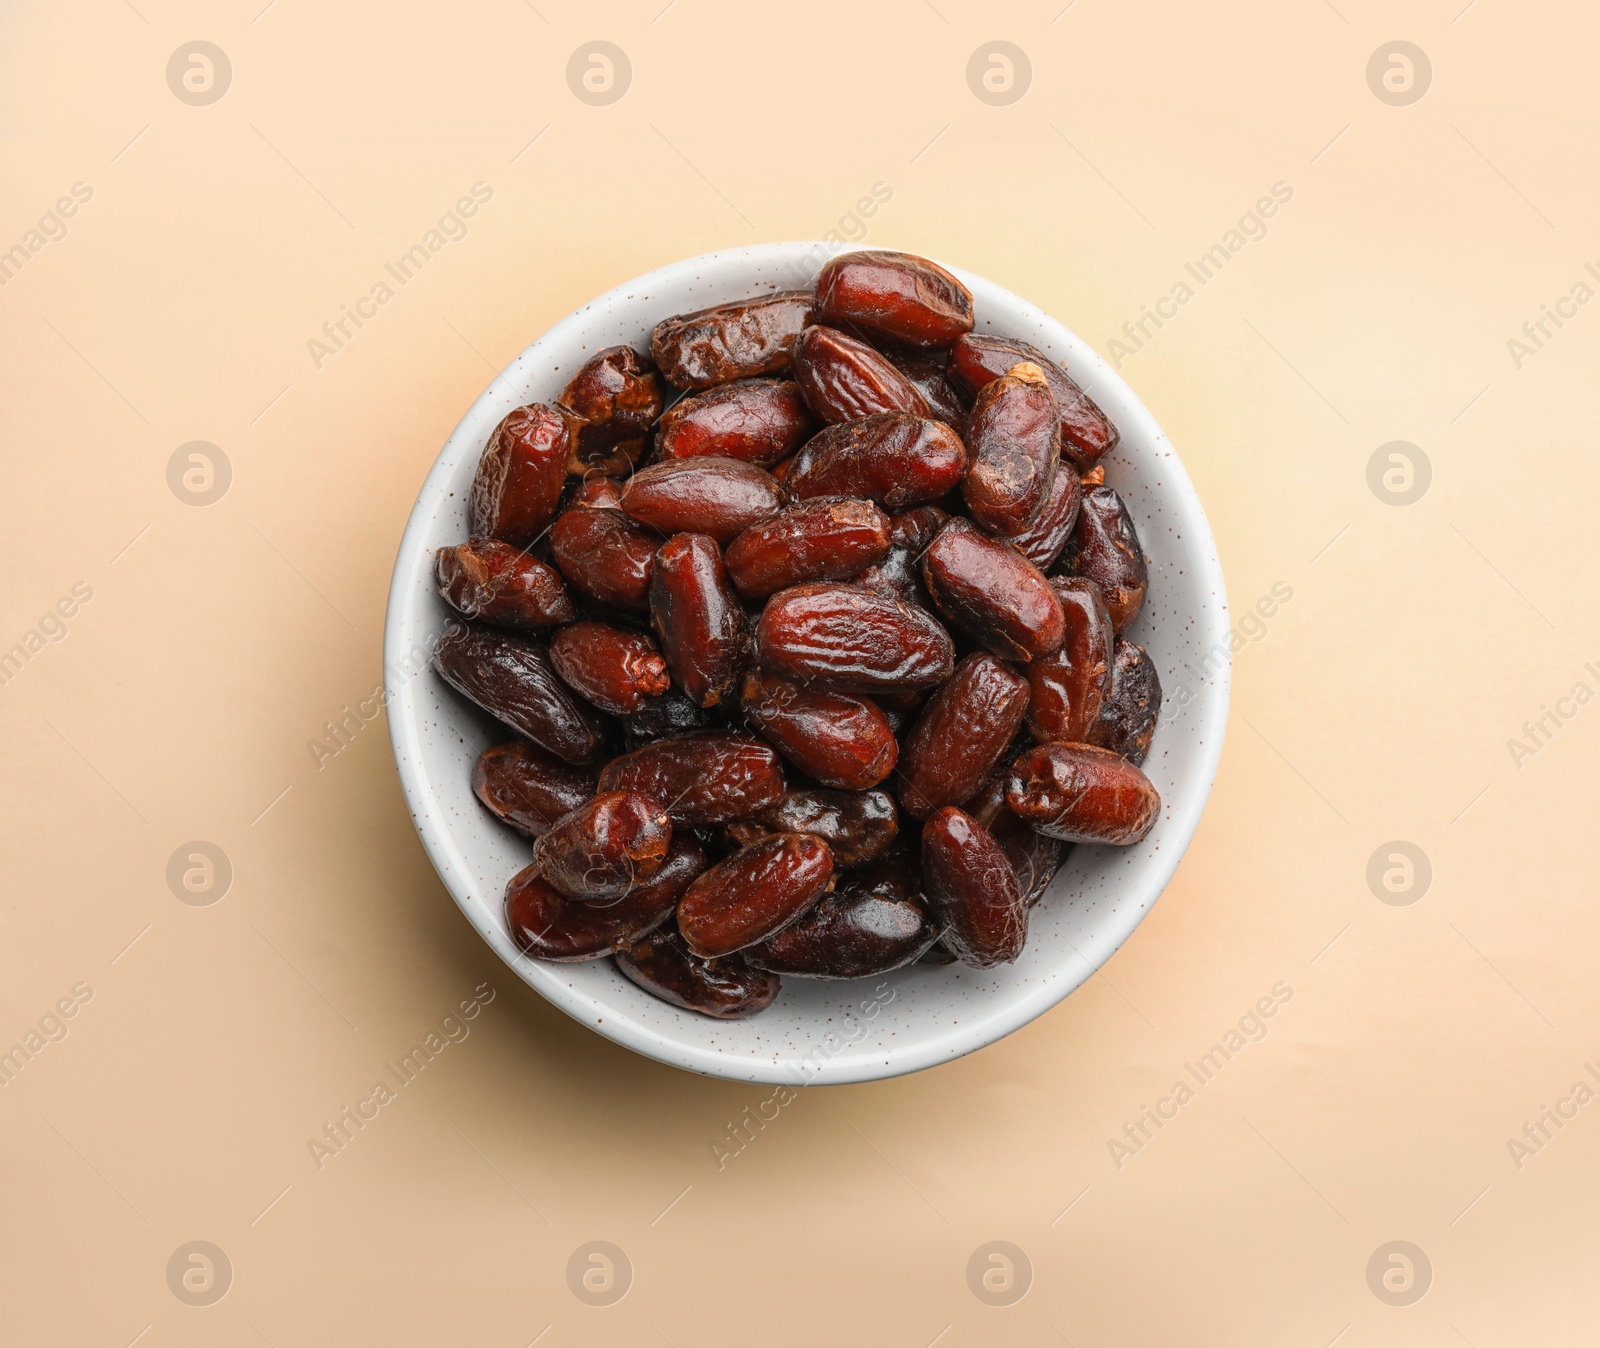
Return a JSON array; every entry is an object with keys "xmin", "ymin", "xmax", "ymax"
[
  {"xmin": 1088, "ymin": 639, "xmax": 1162, "ymax": 765},
  {"xmin": 435, "ymin": 540, "xmax": 574, "ymax": 630},
  {"xmin": 505, "ymin": 836, "xmax": 705, "ymax": 961},
  {"xmin": 898, "ymin": 653, "xmax": 1031, "ymax": 820},
  {"xmin": 549, "ymin": 621, "xmax": 671, "ymax": 716},
  {"xmin": 548, "ymin": 507, "xmax": 660, "ymax": 613},
  {"xmin": 725, "ymin": 496, "xmax": 891, "ymax": 599},
  {"xmin": 621, "ymin": 687, "xmax": 714, "ymax": 750},
  {"xmin": 1005, "ymin": 455, "xmax": 1082, "ymax": 572},
  {"xmin": 472, "ymin": 739, "xmax": 596, "ymax": 837},
  {"xmin": 1006, "ymin": 742, "xmax": 1161, "ymax": 844},
  {"xmin": 614, "ymin": 928, "xmax": 781, "ymax": 1019},
  {"xmin": 726, "ymin": 787, "xmax": 900, "ymax": 869},
  {"xmin": 656, "ymin": 379, "xmax": 815, "ymax": 467},
  {"xmin": 569, "ymin": 475, "xmax": 624, "ymax": 509},
  {"xmin": 921, "ymin": 807, "xmax": 1026, "ymax": 968},
  {"xmin": 620, "ymin": 457, "xmax": 787, "ymax": 545},
  {"xmin": 739, "ymin": 668, "xmax": 899, "ymax": 789},
  {"xmin": 598, "ymin": 731, "xmax": 785, "ymax": 826},
  {"xmin": 791, "ymin": 325, "xmax": 931, "ymax": 424},
  {"xmin": 531, "ymin": 790, "xmax": 672, "ymax": 903},
  {"xmin": 468, "ymin": 403, "xmax": 576, "ymax": 546},
  {"xmin": 652, "ymin": 290, "xmax": 815, "ymax": 389},
  {"xmin": 922, "ymin": 519, "xmax": 1065, "ymax": 662},
  {"xmin": 556, "ymin": 345, "xmax": 664, "ymax": 475},
  {"xmin": 962, "ymin": 363, "xmax": 1060, "ymax": 537},
  {"xmin": 816, "ymin": 249, "xmax": 975, "ymax": 348},
  {"xmin": 949, "ymin": 334, "xmax": 1119, "ymax": 470},
  {"xmin": 744, "ymin": 859, "xmax": 935, "ymax": 978},
  {"xmin": 756, "ymin": 583, "xmax": 955, "ymax": 693},
  {"xmin": 677, "ymin": 832, "xmax": 835, "ymax": 958},
  {"xmin": 883, "ymin": 348, "xmax": 969, "ymax": 432},
  {"xmin": 1061, "ymin": 485, "xmax": 1148, "ymax": 633},
  {"xmin": 964, "ymin": 770, "xmax": 1067, "ymax": 908},
  {"xmin": 1026, "ymin": 577, "xmax": 1114, "ymax": 744},
  {"xmin": 650, "ymin": 533, "xmax": 748, "ymax": 707},
  {"xmin": 433, "ymin": 625, "xmax": 609, "ymax": 763},
  {"xmin": 786, "ymin": 413, "xmax": 967, "ymax": 510}
]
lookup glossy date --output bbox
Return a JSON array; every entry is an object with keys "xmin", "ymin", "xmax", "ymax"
[
  {"xmin": 677, "ymin": 832, "xmax": 835, "ymax": 958},
  {"xmin": 1005, "ymin": 742, "xmax": 1160, "ymax": 844}
]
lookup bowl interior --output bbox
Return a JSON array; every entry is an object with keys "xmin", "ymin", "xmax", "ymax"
[{"xmin": 383, "ymin": 242, "xmax": 1230, "ymax": 1085}]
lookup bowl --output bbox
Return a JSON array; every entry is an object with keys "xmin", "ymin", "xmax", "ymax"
[{"xmin": 383, "ymin": 242, "xmax": 1230, "ymax": 1085}]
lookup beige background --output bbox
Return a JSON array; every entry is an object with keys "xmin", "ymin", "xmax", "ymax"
[{"xmin": 2, "ymin": 0, "xmax": 1596, "ymax": 1342}]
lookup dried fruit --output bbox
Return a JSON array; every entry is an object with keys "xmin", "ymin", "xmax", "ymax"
[
  {"xmin": 598, "ymin": 731, "xmax": 785, "ymax": 826},
  {"xmin": 468, "ymin": 403, "xmax": 576, "ymax": 546},
  {"xmin": 922, "ymin": 518, "xmax": 1065, "ymax": 661},
  {"xmin": 739, "ymin": 669, "xmax": 898, "ymax": 789},
  {"xmin": 656, "ymin": 378, "xmax": 815, "ymax": 466},
  {"xmin": 615, "ymin": 928, "xmax": 782, "ymax": 1019},
  {"xmin": 815, "ymin": 249, "xmax": 975, "ymax": 347},
  {"xmin": 1087, "ymin": 639, "xmax": 1162, "ymax": 765},
  {"xmin": 620, "ymin": 456, "xmax": 787, "ymax": 544},
  {"xmin": 744, "ymin": 856, "xmax": 935, "ymax": 977},
  {"xmin": 726, "ymin": 787, "xmax": 899, "ymax": 869},
  {"xmin": 651, "ymin": 290, "xmax": 815, "ymax": 389},
  {"xmin": 786, "ymin": 413, "xmax": 967, "ymax": 510},
  {"xmin": 433, "ymin": 625, "xmax": 609, "ymax": 763},
  {"xmin": 435, "ymin": 540, "xmax": 575, "ymax": 629},
  {"xmin": 791, "ymin": 325, "xmax": 930, "ymax": 423},
  {"xmin": 897, "ymin": 653, "xmax": 1031, "ymax": 820},
  {"xmin": 756, "ymin": 583, "xmax": 955, "ymax": 692},
  {"xmin": 1025, "ymin": 578, "xmax": 1114, "ymax": 744},
  {"xmin": 649, "ymin": 533, "xmax": 748, "ymax": 707},
  {"xmin": 677, "ymin": 832, "xmax": 835, "ymax": 958},
  {"xmin": 1005, "ymin": 743, "xmax": 1160, "ymax": 844},
  {"xmin": 548, "ymin": 507, "xmax": 660, "ymax": 613},
  {"xmin": 472, "ymin": 740, "xmax": 596, "ymax": 837},
  {"xmin": 921, "ymin": 807, "xmax": 1026, "ymax": 967},
  {"xmin": 549, "ymin": 622, "xmax": 670, "ymax": 717},
  {"xmin": 556, "ymin": 345, "xmax": 663, "ymax": 475},
  {"xmin": 948, "ymin": 333, "xmax": 1119, "ymax": 469},
  {"xmin": 724, "ymin": 496, "xmax": 891, "ymax": 599},
  {"xmin": 530, "ymin": 791, "xmax": 672, "ymax": 903},
  {"xmin": 1061, "ymin": 485, "xmax": 1148, "ymax": 633},
  {"xmin": 962, "ymin": 362, "xmax": 1060, "ymax": 537}
]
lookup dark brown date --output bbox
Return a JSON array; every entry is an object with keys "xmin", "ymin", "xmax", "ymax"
[
  {"xmin": 744, "ymin": 857, "xmax": 935, "ymax": 977},
  {"xmin": 739, "ymin": 669, "xmax": 898, "ymax": 789},
  {"xmin": 651, "ymin": 290, "xmax": 815, "ymax": 390},
  {"xmin": 1005, "ymin": 454, "xmax": 1082, "ymax": 571},
  {"xmin": 883, "ymin": 347, "xmax": 969, "ymax": 432},
  {"xmin": 1005, "ymin": 743, "xmax": 1160, "ymax": 844},
  {"xmin": 791, "ymin": 325, "xmax": 930, "ymax": 424},
  {"xmin": 549, "ymin": 621, "xmax": 670, "ymax": 716},
  {"xmin": 855, "ymin": 505, "xmax": 947, "ymax": 607},
  {"xmin": 815, "ymin": 249, "xmax": 975, "ymax": 348},
  {"xmin": 621, "ymin": 688, "xmax": 714, "ymax": 749},
  {"xmin": 922, "ymin": 518, "xmax": 1065, "ymax": 662},
  {"xmin": 726, "ymin": 787, "xmax": 899, "ymax": 869},
  {"xmin": 435, "ymin": 540, "xmax": 575, "ymax": 630},
  {"xmin": 556, "ymin": 345, "xmax": 664, "ymax": 475},
  {"xmin": 531, "ymin": 790, "xmax": 671, "ymax": 903},
  {"xmin": 656, "ymin": 378, "xmax": 815, "ymax": 467},
  {"xmin": 921, "ymin": 807, "xmax": 1026, "ymax": 968},
  {"xmin": 570, "ymin": 475, "xmax": 624, "ymax": 508},
  {"xmin": 433, "ymin": 625, "xmax": 609, "ymax": 763},
  {"xmin": 725, "ymin": 497, "xmax": 891, "ymax": 599},
  {"xmin": 963, "ymin": 770, "xmax": 1068, "ymax": 908},
  {"xmin": 677, "ymin": 832, "xmax": 835, "ymax": 958},
  {"xmin": 649, "ymin": 533, "xmax": 748, "ymax": 707},
  {"xmin": 620, "ymin": 457, "xmax": 787, "ymax": 544},
  {"xmin": 786, "ymin": 413, "xmax": 967, "ymax": 511},
  {"xmin": 548, "ymin": 507, "xmax": 660, "ymax": 613},
  {"xmin": 472, "ymin": 739, "xmax": 595, "ymax": 837},
  {"xmin": 468, "ymin": 403, "xmax": 576, "ymax": 547},
  {"xmin": 897, "ymin": 653, "xmax": 1031, "ymax": 820},
  {"xmin": 948, "ymin": 334, "xmax": 1119, "ymax": 470},
  {"xmin": 614, "ymin": 928, "xmax": 781, "ymax": 1019},
  {"xmin": 1025, "ymin": 577, "xmax": 1113, "ymax": 744},
  {"xmin": 505, "ymin": 836, "xmax": 704, "ymax": 961},
  {"xmin": 1061, "ymin": 485, "xmax": 1148, "ymax": 633},
  {"xmin": 1087, "ymin": 639, "xmax": 1162, "ymax": 765},
  {"xmin": 598, "ymin": 731, "xmax": 785, "ymax": 825},
  {"xmin": 756, "ymin": 583, "xmax": 955, "ymax": 693},
  {"xmin": 962, "ymin": 363, "xmax": 1060, "ymax": 537}
]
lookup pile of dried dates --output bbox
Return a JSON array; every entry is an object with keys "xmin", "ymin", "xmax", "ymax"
[{"xmin": 432, "ymin": 249, "xmax": 1161, "ymax": 1019}]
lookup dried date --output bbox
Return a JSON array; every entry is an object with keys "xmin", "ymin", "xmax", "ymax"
[
  {"xmin": 651, "ymin": 290, "xmax": 815, "ymax": 389},
  {"xmin": 739, "ymin": 668, "xmax": 898, "ymax": 789},
  {"xmin": 620, "ymin": 457, "xmax": 787, "ymax": 544},
  {"xmin": 615, "ymin": 928, "xmax": 781, "ymax": 1018},
  {"xmin": 1005, "ymin": 743, "xmax": 1160, "ymax": 844},
  {"xmin": 531, "ymin": 790, "xmax": 671, "ymax": 903},
  {"xmin": 949, "ymin": 334, "xmax": 1118, "ymax": 470},
  {"xmin": 656, "ymin": 378, "xmax": 815, "ymax": 467},
  {"xmin": 468, "ymin": 403, "xmax": 576, "ymax": 547},
  {"xmin": 649, "ymin": 533, "xmax": 749, "ymax": 707},
  {"xmin": 598, "ymin": 731, "xmax": 785, "ymax": 826},
  {"xmin": 472, "ymin": 739, "xmax": 596, "ymax": 837},
  {"xmin": 791, "ymin": 325, "xmax": 930, "ymax": 423},
  {"xmin": 556, "ymin": 345, "xmax": 663, "ymax": 475},
  {"xmin": 548, "ymin": 507, "xmax": 660, "ymax": 613},
  {"xmin": 897, "ymin": 653, "xmax": 1031, "ymax": 820},
  {"xmin": 815, "ymin": 249, "xmax": 974, "ymax": 348},
  {"xmin": 549, "ymin": 621, "xmax": 671, "ymax": 716},
  {"xmin": 922, "ymin": 518, "xmax": 1065, "ymax": 661},
  {"xmin": 962, "ymin": 362, "xmax": 1060, "ymax": 537},
  {"xmin": 1087, "ymin": 639, "xmax": 1162, "ymax": 765},
  {"xmin": 921, "ymin": 807, "xmax": 1026, "ymax": 967},
  {"xmin": 786, "ymin": 413, "xmax": 967, "ymax": 510},
  {"xmin": 724, "ymin": 496, "xmax": 891, "ymax": 599},
  {"xmin": 677, "ymin": 832, "xmax": 835, "ymax": 958},
  {"xmin": 435, "ymin": 540, "xmax": 574, "ymax": 629},
  {"xmin": 1061, "ymin": 485, "xmax": 1148, "ymax": 633},
  {"xmin": 756, "ymin": 583, "xmax": 955, "ymax": 693},
  {"xmin": 1025, "ymin": 577, "xmax": 1114, "ymax": 744}
]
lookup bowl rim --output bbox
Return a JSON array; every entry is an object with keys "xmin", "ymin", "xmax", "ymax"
[{"xmin": 383, "ymin": 240, "xmax": 1231, "ymax": 1085}]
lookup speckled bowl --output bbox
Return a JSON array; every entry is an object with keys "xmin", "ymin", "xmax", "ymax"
[{"xmin": 383, "ymin": 242, "xmax": 1230, "ymax": 1085}]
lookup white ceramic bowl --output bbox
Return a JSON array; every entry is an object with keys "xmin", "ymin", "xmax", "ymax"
[{"xmin": 384, "ymin": 242, "xmax": 1230, "ymax": 1085}]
